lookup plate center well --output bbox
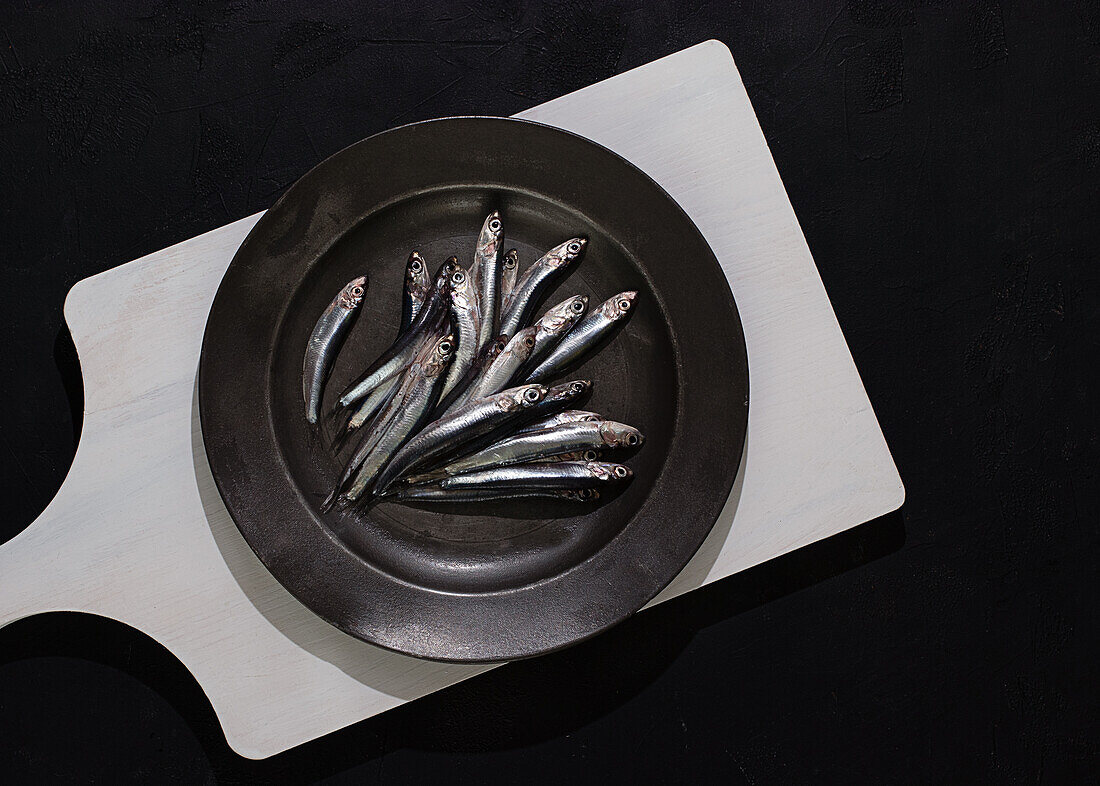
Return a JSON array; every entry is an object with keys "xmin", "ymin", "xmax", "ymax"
[{"xmin": 271, "ymin": 187, "xmax": 677, "ymax": 594}]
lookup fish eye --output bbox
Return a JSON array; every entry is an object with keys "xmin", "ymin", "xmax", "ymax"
[
  {"xmin": 524, "ymin": 336, "xmax": 535, "ymax": 348},
  {"xmin": 571, "ymin": 300, "xmax": 585, "ymax": 312},
  {"xmin": 452, "ymin": 270, "xmax": 465, "ymax": 284},
  {"xmin": 439, "ymin": 341, "xmax": 452, "ymax": 353},
  {"xmin": 578, "ymin": 489, "xmax": 595, "ymax": 501},
  {"xmin": 567, "ymin": 241, "xmax": 582, "ymax": 255},
  {"xmin": 523, "ymin": 388, "xmax": 541, "ymax": 402},
  {"xmin": 504, "ymin": 257, "xmax": 516, "ymax": 268},
  {"xmin": 626, "ymin": 433, "xmax": 639, "ymax": 446},
  {"xmin": 614, "ymin": 466, "xmax": 629, "ymax": 478},
  {"xmin": 351, "ymin": 286, "xmax": 363, "ymax": 297},
  {"xmin": 410, "ymin": 259, "xmax": 422, "ymax": 272},
  {"xmin": 618, "ymin": 299, "xmax": 631, "ymax": 310},
  {"xmin": 570, "ymin": 382, "xmax": 586, "ymax": 393},
  {"xmin": 489, "ymin": 218, "xmax": 502, "ymax": 233},
  {"xmin": 584, "ymin": 450, "xmax": 598, "ymax": 461}
]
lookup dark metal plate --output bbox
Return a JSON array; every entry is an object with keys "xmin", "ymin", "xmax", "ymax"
[{"xmin": 198, "ymin": 117, "xmax": 748, "ymax": 662}]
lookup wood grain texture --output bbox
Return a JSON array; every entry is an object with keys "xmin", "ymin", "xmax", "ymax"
[{"xmin": 0, "ymin": 41, "xmax": 901, "ymax": 758}]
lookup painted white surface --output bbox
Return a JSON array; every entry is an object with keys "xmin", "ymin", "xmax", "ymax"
[{"xmin": 0, "ymin": 40, "xmax": 903, "ymax": 759}]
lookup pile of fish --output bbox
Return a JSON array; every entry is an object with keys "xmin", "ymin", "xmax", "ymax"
[{"xmin": 302, "ymin": 211, "xmax": 643, "ymax": 511}]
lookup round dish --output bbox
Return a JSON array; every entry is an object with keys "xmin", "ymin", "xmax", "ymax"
[{"xmin": 198, "ymin": 117, "xmax": 748, "ymax": 662}]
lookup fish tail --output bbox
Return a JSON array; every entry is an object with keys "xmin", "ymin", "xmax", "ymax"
[
  {"xmin": 320, "ymin": 487, "xmax": 340, "ymax": 513},
  {"xmin": 325, "ymin": 399, "xmax": 350, "ymax": 430},
  {"xmin": 350, "ymin": 485, "xmax": 383, "ymax": 511},
  {"xmin": 331, "ymin": 420, "xmax": 355, "ymax": 454}
]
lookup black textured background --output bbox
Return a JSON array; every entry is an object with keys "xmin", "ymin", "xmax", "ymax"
[{"xmin": 1, "ymin": 1, "xmax": 1097, "ymax": 782}]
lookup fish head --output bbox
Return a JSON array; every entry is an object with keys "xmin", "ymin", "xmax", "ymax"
[
  {"xmin": 423, "ymin": 333, "xmax": 456, "ymax": 377},
  {"xmin": 337, "ymin": 276, "xmax": 368, "ymax": 309},
  {"xmin": 566, "ymin": 488, "xmax": 601, "ymax": 502},
  {"xmin": 487, "ymin": 334, "xmax": 510, "ymax": 359},
  {"xmin": 433, "ymin": 256, "xmax": 460, "ymax": 291},
  {"xmin": 477, "ymin": 211, "xmax": 504, "ymax": 260},
  {"xmin": 600, "ymin": 420, "xmax": 645, "ymax": 449},
  {"xmin": 600, "ymin": 290, "xmax": 637, "ymax": 320},
  {"xmin": 508, "ymin": 326, "xmax": 539, "ymax": 363},
  {"xmin": 545, "ymin": 379, "xmax": 592, "ymax": 406},
  {"xmin": 497, "ymin": 383, "xmax": 547, "ymax": 411},
  {"xmin": 405, "ymin": 251, "xmax": 428, "ymax": 288},
  {"xmin": 537, "ymin": 294, "xmax": 588, "ymax": 336},
  {"xmin": 502, "ymin": 248, "xmax": 519, "ymax": 271},
  {"xmin": 587, "ymin": 461, "xmax": 633, "ymax": 483},
  {"xmin": 543, "ymin": 236, "xmax": 587, "ymax": 269},
  {"xmin": 449, "ymin": 267, "xmax": 477, "ymax": 310},
  {"xmin": 567, "ymin": 449, "xmax": 601, "ymax": 462}
]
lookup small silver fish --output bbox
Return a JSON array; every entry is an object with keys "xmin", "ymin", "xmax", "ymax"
[
  {"xmin": 446, "ymin": 378, "xmax": 593, "ymax": 459},
  {"xmin": 500, "ymin": 248, "xmax": 519, "ymax": 303},
  {"xmin": 499, "ymin": 237, "xmax": 587, "ymax": 337},
  {"xmin": 513, "ymin": 410, "xmax": 603, "ymax": 436},
  {"xmin": 522, "ymin": 294, "xmax": 588, "ymax": 374},
  {"xmin": 337, "ymin": 257, "xmax": 456, "ymax": 409},
  {"xmin": 328, "ymin": 334, "xmax": 440, "ymax": 504},
  {"xmin": 525, "ymin": 291, "xmax": 637, "ymax": 383},
  {"xmin": 405, "ymin": 419, "xmax": 643, "ymax": 482},
  {"xmin": 400, "ymin": 251, "xmax": 430, "ymax": 336},
  {"xmin": 329, "ymin": 332, "xmax": 455, "ymax": 506},
  {"xmin": 390, "ymin": 486, "xmax": 598, "ymax": 504},
  {"xmin": 426, "ymin": 460, "xmax": 632, "ymax": 493},
  {"xmin": 432, "ymin": 332, "xmax": 509, "ymax": 417},
  {"xmin": 438, "ymin": 267, "xmax": 482, "ymax": 402},
  {"xmin": 444, "ymin": 325, "xmax": 539, "ymax": 415},
  {"xmin": 405, "ymin": 452, "xmax": 603, "ymax": 485},
  {"xmin": 415, "ymin": 378, "xmax": 592, "ymax": 487},
  {"xmin": 303, "ymin": 276, "xmax": 367, "ymax": 424},
  {"xmin": 469, "ymin": 211, "xmax": 503, "ymax": 353},
  {"xmin": 371, "ymin": 383, "xmax": 549, "ymax": 495}
]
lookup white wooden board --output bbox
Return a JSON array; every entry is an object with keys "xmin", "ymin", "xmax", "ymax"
[{"xmin": 0, "ymin": 41, "xmax": 903, "ymax": 759}]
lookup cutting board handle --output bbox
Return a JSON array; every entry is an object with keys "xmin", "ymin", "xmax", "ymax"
[{"xmin": 0, "ymin": 503, "xmax": 79, "ymax": 630}]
